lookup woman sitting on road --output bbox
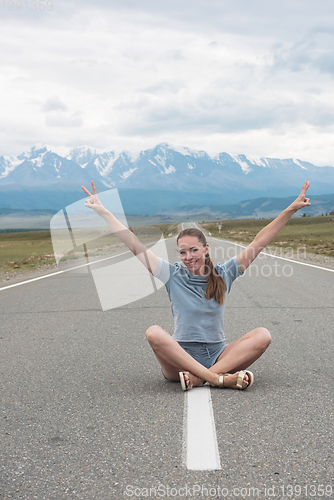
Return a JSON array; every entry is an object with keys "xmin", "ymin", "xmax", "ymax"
[{"xmin": 82, "ymin": 180, "xmax": 311, "ymax": 391}]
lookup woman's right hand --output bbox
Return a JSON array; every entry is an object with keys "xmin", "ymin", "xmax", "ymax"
[{"xmin": 82, "ymin": 181, "xmax": 106, "ymax": 216}]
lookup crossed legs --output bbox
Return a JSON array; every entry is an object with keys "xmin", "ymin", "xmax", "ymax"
[{"xmin": 145, "ymin": 325, "xmax": 271, "ymax": 389}]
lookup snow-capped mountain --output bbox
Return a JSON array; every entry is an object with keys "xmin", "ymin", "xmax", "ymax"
[
  {"xmin": 0, "ymin": 146, "xmax": 111, "ymax": 189},
  {"xmin": 0, "ymin": 143, "xmax": 333, "ymax": 213}
]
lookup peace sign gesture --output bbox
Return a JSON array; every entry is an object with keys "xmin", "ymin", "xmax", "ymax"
[
  {"xmin": 289, "ymin": 180, "xmax": 311, "ymax": 213},
  {"xmin": 82, "ymin": 181, "xmax": 106, "ymax": 216}
]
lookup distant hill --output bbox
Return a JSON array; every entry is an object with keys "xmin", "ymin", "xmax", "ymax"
[
  {"xmin": 0, "ymin": 193, "xmax": 333, "ymax": 231},
  {"xmin": 157, "ymin": 193, "xmax": 334, "ymax": 219}
]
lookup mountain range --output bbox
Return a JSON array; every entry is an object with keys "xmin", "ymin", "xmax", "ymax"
[{"xmin": 0, "ymin": 143, "xmax": 334, "ymax": 217}]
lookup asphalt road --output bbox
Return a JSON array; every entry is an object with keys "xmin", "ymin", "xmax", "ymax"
[{"xmin": 1, "ymin": 230, "xmax": 333, "ymax": 500}]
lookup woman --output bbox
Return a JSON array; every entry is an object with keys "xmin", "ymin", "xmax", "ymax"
[{"xmin": 82, "ymin": 180, "xmax": 311, "ymax": 391}]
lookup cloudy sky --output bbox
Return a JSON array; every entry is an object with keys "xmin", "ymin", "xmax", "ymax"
[{"xmin": 1, "ymin": 0, "xmax": 334, "ymax": 164}]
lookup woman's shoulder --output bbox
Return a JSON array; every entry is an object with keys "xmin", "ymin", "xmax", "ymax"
[
  {"xmin": 154, "ymin": 258, "xmax": 183, "ymax": 283},
  {"xmin": 215, "ymin": 256, "xmax": 243, "ymax": 291},
  {"xmin": 215, "ymin": 256, "xmax": 239, "ymax": 273}
]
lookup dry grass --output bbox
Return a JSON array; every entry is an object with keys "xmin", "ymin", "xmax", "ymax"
[
  {"xmin": 0, "ymin": 230, "xmax": 55, "ymax": 275},
  {"xmin": 202, "ymin": 215, "xmax": 334, "ymax": 257},
  {"xmin": 0, "ymin": 223, "xmax": 179, "ymax": 278}
]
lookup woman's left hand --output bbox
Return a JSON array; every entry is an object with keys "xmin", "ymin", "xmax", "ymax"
[{"xmin": 288, "ymin": 180, "xmax": 311, "ymax": 213}]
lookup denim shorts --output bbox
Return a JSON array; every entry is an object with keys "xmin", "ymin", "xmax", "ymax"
[
  {"xmin": 162, "ymin": 340, "xmax": 228, "ymax": 380},
  {"xmin": 178, "ymin": 341, "xmax": 228, "ymax": 369}
]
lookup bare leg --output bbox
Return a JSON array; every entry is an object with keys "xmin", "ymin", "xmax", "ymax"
[
  {"xmin": 145, "ymin": 325, "xmax": 220, "ymax": 387},
  {"xmin": 209, "ymin": 327, "xmax": 272, "ymax": 388}
]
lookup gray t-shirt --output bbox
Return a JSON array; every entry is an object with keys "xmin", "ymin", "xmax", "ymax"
[{"xmin": 154, "ymin": 256, "xmax": 243, "ymax": 343}]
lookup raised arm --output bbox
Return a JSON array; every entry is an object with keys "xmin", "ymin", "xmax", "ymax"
[
  {"xmin": 237, "ymin": 180, "xmax": 311, "ymax": 272},
  {"xmin": 82, "ymin": 181, "xmax": 160, "ymax": 275}
]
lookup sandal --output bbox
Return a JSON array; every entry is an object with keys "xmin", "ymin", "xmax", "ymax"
[
  {"xmin": 217, "ymin": 370, "xmax": 254, "ymax": 390},
  {"xmin": 179, "ymin": 371, "xmax": 204, "ymax": 391},
  {"xmin": 236, "ymin": 370, "xmax": 254, "ymax": 389},
  {"xmin": 210, "ymin": 374, "xmax": 225, "ymax": 388}
]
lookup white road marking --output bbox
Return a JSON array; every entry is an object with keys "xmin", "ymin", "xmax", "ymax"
[
  {"xmin": 181, "ymin": 223, "xmax": 221, "ymax": 470},
  {"xmin": 0, "ymin": 235, "xmax": 174, "ymax": 292},
  {"xmin": 0, "ymin": 250, "xmax": 132, "ymax": 291},
  {"xmin": 185, "ymin": 386, "xmax": 221, "ymax": 470}
]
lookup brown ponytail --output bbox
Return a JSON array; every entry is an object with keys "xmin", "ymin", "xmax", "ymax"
[{"xmin": 177, "ymin": 228, "xmax": 227, "ymax": 305}]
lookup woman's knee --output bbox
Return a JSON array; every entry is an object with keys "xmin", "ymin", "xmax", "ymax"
[
  {"xmin": 145, "ymin": 325, "xmax": 164, "ymax": 346},
  {"xmin": 255, "ymin": 327, "xmax": 272, "ymax": 350}
]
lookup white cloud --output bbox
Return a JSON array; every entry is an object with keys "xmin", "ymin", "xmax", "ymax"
[
  {"xmin": 41, "ymin": 96, "xmax": 69, "ymax": 112},
  {"xmin": 0, "ymin": 0, "xmax": 334, "ymax": 166},
  {"xmin": 45, "ymin": 111, "xmax": 83, "ymax": 128}
]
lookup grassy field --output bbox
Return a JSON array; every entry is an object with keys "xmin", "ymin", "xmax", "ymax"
[
  {"xmin": 202, "ymin": 215, "xmax": 334, "ymax": 257},
  {"xmin": 0, "ymin": 223, "xmax": 179, "ymax": 276},
  {"xmin": 0, "ymin": 230, "xmax": 55, "ymax": 274},
  {"xmin": 0, "ymin": 216, "xmax": 333, "ymax": 277}
]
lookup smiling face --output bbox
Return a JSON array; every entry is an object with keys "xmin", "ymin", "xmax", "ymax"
[{"xmin": 177, "ymin": 235, "xmax": 209, "ymax": 275}]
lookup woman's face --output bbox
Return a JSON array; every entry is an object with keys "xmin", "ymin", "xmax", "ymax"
[{"xmin": 177, "ymin": 235, "xmax": 209, "ymax": 275}]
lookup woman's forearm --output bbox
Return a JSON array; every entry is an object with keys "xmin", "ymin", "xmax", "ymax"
[
  {"xmin": 100, "ymin": 208, "xmax": 159, "ymax": 274},
  {"xmin": 100, "ymin": 209, "xmax": 144, "ymax": 256},
  {"xmin": 100, "ymin": 208, "xmax": 127, "ymax": 233},
  {"xmin": 253, "ymin": 206, "xmax": 295, "ymax": 250}
]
